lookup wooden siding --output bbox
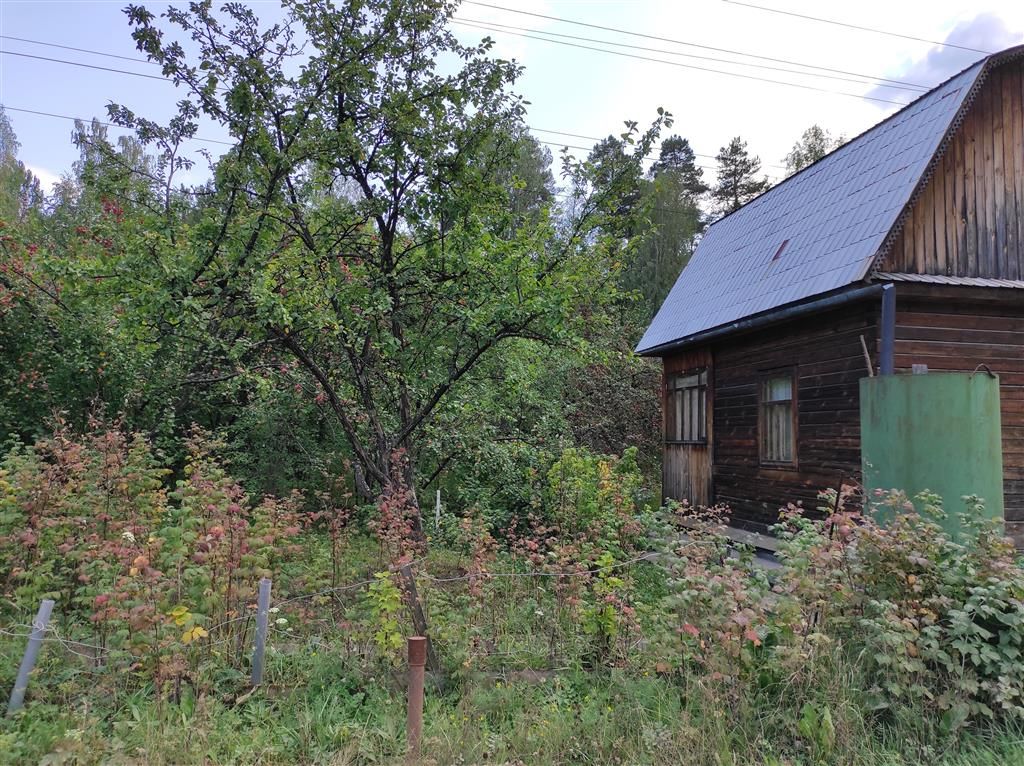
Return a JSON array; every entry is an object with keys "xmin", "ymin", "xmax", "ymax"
[
  {"xmin": 883, "ymin": 58, "xmax": 1024, "ymax": 279},
  {"xmin": 892, "ymin": 285, "xmax": 1024, "ymax": 545},
  {"xmin": 709, "ymin": 304, "xmax": 878, "ymax": 530},
  {"xmin": 663, "ymin": 349, "xmax": 713, "ymax": 507}
]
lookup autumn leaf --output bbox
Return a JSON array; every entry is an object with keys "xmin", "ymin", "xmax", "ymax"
[{"xmin": 181, "ymin": 625, "xmax": 209, "ymax": 644}]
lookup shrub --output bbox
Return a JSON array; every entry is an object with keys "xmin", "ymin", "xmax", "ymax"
[
  {"xmin": 774, "ymin": 489, "xmax": 1024, "ymax": 730},
  {"xmin": 544, "ymin": 446, "xmax": 650, "ymax": 558},
  {"xmin": 0, "ymin": 422, "xmax": 304, "ymax": 687}
]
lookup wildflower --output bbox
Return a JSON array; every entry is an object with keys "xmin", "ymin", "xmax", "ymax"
[
  {"xmin": 269, "ymin": 607, "xmax": 280, "ymax": 614},
  {"xmin": 275, "ymin": 617, "xmax": 288, "ymax": 626},
  {"xmin": 121, "ymin": 530, "xmax": 136, "ymax": 544}
]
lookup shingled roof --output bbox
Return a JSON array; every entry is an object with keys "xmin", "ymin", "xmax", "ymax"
[{"xmin": 636, "ymin": 48, "xmax": 1021, "ymax": 356}]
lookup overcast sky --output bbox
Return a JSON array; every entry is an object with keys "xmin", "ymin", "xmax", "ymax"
[{"xmin": 2, "ymin": 0, "xmax": 1023, "ymax": 192}]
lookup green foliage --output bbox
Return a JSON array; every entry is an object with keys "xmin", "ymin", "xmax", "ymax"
[
  {"xmin": 620, "ymin": 134, "xmax": 706, "ymax": 320},
  {"xmin": 0, "ymin": 422, "xmax": 304, "ymax": 686},
  {"xmin": 784, "ymin": 124, "xmax": 844, "ymax": 175},
  {"xmin": 545, "ymin": 446, "xmax": 650, "ymax": 555},
  {"xmin": 96, "ymin": 0, "xmax": 670, "ymax": 527},
  {"xmin": 1, "ymin": 440, "xmax": 1023, "ymax": 763},
  {"xmin": 365, "ymin": 572, "xmax": 404, "ymax": 661},
  {"xmin": 711, "ymin": 135, "xmax": 772, "ymax": 216},
  {"xmin": 773, "ymin": 489, "xmax": 1024, "ymax": 730}
]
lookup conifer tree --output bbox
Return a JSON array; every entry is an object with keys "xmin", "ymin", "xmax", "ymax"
[{"xmin": 711, "ymin": 136, "xmax": 771, "ymax": 217}]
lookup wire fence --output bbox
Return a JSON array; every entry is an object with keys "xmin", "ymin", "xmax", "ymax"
[{"xmin": 2, "ymin": 549, "xmax": 668, "ymax": 712}]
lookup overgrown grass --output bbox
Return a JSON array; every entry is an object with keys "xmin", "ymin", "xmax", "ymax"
[
  {"xmin": 3, "ymin": 651, "xmax": 1024, "ymax": 765},
  {"xmin": 2, "ymin": 533, "xmax": 1023, "ymax": 765},
  {"xmin": 3, "ymin": 428, "xmax": 1024, "ymax": 764}
]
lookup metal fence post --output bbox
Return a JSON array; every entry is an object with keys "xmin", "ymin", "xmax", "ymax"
[
  {"xmin": 6, "ymin": 599, "xmax": 55, "ymax": 715},
  {"xmin": 251, "ymin": 578, "xmax": 272, "ymax": 686},
  {"xmin": 406, "ymin": 635, "xmax": 427, "ymax": 762}
]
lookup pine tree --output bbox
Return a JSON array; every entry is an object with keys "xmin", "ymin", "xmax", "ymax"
[
  {"xmin": 620, "ymin": 134, "xmax": 706, "ymax": 318},
  {"xmin": 711, "ymin": 136, "xmax": 771, "ymax": 217},
  {"xmin": 652, "ymin": 135, "xmax": 707, "ymax": 197}
]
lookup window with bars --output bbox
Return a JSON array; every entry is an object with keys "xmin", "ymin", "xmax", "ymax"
[
  {"xmin": 666, "ymin": 369, "xmax": 707, "ymax": 443},
  {"xmin": 760, "ymin": 374, "xmax": 795, "ymax": 464}
]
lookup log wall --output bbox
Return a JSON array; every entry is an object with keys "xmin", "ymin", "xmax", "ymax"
[{"xmin": 708, "ymin": 303, "xmax": 878, "ymax": 530}]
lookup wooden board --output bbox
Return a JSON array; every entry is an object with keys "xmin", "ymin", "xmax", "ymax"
[{"xmin": 882, "ymin": 59, "xmax": 1024, "ymax": 279}]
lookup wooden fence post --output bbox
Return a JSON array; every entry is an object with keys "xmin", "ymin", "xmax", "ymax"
[
  {"xmin": 251, "ymin": 578, "xmax": 272, "ymax": 686},
  {"xmin": 6, "ymin": 599, "xmax": 55, "ymax": 715}
]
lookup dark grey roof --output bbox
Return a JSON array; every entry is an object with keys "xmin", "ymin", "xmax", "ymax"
[{"xmin": 636, "ymin": 58, "xmax": 988, "ymax": 355}]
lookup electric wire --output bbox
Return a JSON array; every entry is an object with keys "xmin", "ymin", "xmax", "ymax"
[
  {"xmin": 0, "ymin": 41, "xmax": 770, "ymax": 168},
  {"xmin": 720, "ymin": 1, "xmax": 994, "ymax": 55},
  {"xmin": 455, "ymin": 15, "xmax": 929, "ymax": 92},
  {"xmin": 453, "ymin": 19, "xmax": 909, "ymax": 106},
  {"xmin": 0, "ymin": 105, "xmax": 235, "ymax": 146},
  {"xmin": 0, "ymin": 49, "xmax": 167, "ymax": 81},
  {"xmin": 0, "ymin": 34, "xmax": 154, "ymax": 64},
  {"xmin": 530, "ymin": 127, "xmax": 786, "ymax": 170},
  {"xmin": 461, "ymin": 0, "xmax": 929, "ymax": 89}
]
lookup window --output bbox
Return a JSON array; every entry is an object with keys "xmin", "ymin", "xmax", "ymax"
[
  {"xmin": 666, "ymin": 369, "xmax": 707, "ymax": 443},
  {"xmin": 760, "ymin": 373, "xmax": 795, "ymax": 464}
]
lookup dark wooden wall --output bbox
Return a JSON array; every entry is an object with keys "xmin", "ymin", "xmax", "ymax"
[
  {"xmin": 883, "ymin": 58, "xmax": 1024, "ymax": 279},
  {"xmin": 708, "ymin": 303, "xmax": 878, "ymax": 530},
  {"xmin": 892, "ymin": 285, "xmax": 1024, "ymax": 545}
]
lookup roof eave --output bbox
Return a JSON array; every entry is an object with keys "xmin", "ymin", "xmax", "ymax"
[{"xmin": 636, "ymin": 283, "xmax": 884, "ymax": 356}]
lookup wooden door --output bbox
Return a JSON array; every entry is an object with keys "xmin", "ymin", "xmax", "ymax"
[{"xmin": 662, "ymin": 349, "xmax": 713, "ymax": 507}]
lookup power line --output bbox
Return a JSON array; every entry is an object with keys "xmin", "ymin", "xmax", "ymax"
[
  {"xmin": 2, "ymin": 104, "xmax": 724, "ymax": 213},
  {"xmin": 461, "ymin": 0, "xmax": 926, "ymax": 90},
  {"xmin": 0, "ymin": 105, "xmax": 721, "ymax": 174},
  {"xmin": 7, "ymin": 21, "xmax": 928, "ymax": 94},
  {"xmin": 454, "ymin": 19, "xmax": 908, "ymax": 106},
  {"xmin": 0, "ymin": 35, "xmax": 759, "ymax": 168},
  {"xmin": 532, "ymin": 127, "xmax": 785, "ymax": 172},
  {"xmin": 456, "ymin": 15, "xmax": 928, "ymax": 92},
  {"xmin": 0, "ymin": 105, "xmax": 234, "ymax": 146},
  {"xmin": 721, "ymin": 1, "xmax": 994, "ymax": 55},
  {"xmin": 535, "ymin": 137, "xmax": 723, "ymax": 172},
  {"xmin": 0, "ymin": 34, "xmax": 155, "ymax": 65},
  {"xmin": 0, "ymin": 49, "xmax": 167, "ymax": 81}
]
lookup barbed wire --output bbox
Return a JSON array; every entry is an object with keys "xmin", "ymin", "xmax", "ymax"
[
  {"xmin": 0, "ymin": 551, "xmax": 670, "ymax": 662},
  {"xmin": 424, "ymin": 550, "xmax": 662, "ymax": 583}
]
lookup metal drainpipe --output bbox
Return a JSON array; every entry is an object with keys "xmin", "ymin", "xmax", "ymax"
[{"xmin": 879, "ymin": 284, "xmax": 896, "ymax": 375}]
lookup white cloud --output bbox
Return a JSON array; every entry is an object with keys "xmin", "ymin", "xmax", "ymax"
[
  {"xmin": 26, "ymin": 164, "xmax": 60, "ymax": 194},
  {"xmin": 867, "ymin": 13, "xmax": 1023, "ymax": 102}
]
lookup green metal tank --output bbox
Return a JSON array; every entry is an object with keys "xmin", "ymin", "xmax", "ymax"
[{"xmin": 860, "ymin": 372, "xmax": 1003, "ymax": 534}]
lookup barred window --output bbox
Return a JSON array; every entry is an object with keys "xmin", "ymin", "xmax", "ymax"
[{"xmin": 667, "ymin": 370, "xmax": 707, "ymax": 443}]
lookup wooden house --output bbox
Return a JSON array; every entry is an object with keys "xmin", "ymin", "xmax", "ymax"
[{"xmin": 637, "ymin": 46, "xmax": 1024, "ymax": 544}]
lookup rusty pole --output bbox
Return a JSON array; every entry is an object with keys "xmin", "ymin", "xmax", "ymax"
[{"xmin": 406, "ymin": 635, "xmax": 427, "ymax": 762}]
